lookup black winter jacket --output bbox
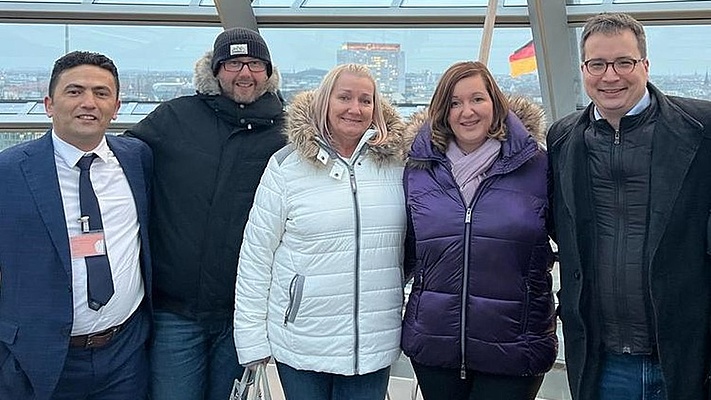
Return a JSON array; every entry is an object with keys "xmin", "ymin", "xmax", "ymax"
[
  {"xmin": 548, "ymin": 83, "xmax": 711, "ymax": 400},
  {"xmin": 125, "ymin": 52, "xmax": 286, "ymax": 320}
]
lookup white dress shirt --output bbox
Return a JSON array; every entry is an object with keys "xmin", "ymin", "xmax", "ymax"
[{"xmin": 52, "ymin": 132, "xmax": 144, "ymax": 335}]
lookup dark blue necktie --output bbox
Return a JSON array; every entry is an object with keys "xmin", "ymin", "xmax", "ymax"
[{"xmin": 76, "ymin": 154, "xmax": 114, "ymax": 311}]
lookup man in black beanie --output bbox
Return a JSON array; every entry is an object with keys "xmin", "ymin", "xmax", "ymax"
[{"xmin": 125, "ymin": 27, "xmax": 286, "ymax": 400}]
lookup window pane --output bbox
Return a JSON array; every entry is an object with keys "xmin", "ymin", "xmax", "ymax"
[
  {"xmin": 94, "ymin": 0, "xmax": 192, "ymax": 4},
  {"xmin": 401, "ymin": 0, "xmax": 487, "ymax": 6},
  {"xmin": 302, "ymin": 0, "xmax": 391, "ymax": 6},
  {"xmin": 0, "ymin": 0, "xmax": 81, "ymax": 3},
  {"xmin": 252, "ymin": 0, "xmax": 295, "ymax": 6},
  {"xmin": 0, "ymin": 131, "xmax": 45, "ymax": 151}
]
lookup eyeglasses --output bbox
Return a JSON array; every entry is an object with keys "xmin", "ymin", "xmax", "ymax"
[
  {"xmin": 583, "ymin": 58, "xmax": 644, "ymax": 76},
  {"xmin": 222, "ymin": 59, "xmax": 267, "ymax": 73}
]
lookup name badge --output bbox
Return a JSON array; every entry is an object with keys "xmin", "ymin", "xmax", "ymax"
[{"xmin": 70, "ymin": 232, "xmax": 107, "ymax": 259}]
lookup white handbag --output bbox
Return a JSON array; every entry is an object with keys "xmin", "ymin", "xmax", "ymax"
[{"xmin": 229, "ymin": 363, "xmax": 272, "ymax": 400}]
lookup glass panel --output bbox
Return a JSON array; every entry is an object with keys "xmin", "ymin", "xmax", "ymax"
[
  {"xmin": 0, "ymin": 24, "xmax": 221, "ymax": 102},
  {"xmin": 303, "ymin": 0, "xmax": 392, "ymax": 6},
  {"xmin": 132, "ymin": 103, "xmax": 161, "ymax": 114},
  {"xmin": 259, "ymin": 27, "xmax": 541, "ymax": 105},
  {"xmin": 401, "ymin": 0, "xmax": 487, "ymax": 6},
  {"xmin": 0, "ymin": 0, "xmax": 81, "ymax": 3},
  {"xmin": 29, "ymin": 102, "xmax": 46, "ymax": 114},
  {"xmin": 503, "ymin": 0, "xmax": 528, "ymax": 5},
  {"xmin": 0, "ymin": 103, "xmax": 33, "ymax": 114},
  {"xmin": 94, "ymin": 0, "xmax": 192, "ymax": 4},
  {"xmin": 0, "ymin": 131, "xmax": 45, "ymax": 152},
  {"xmin": 566, "ymin": 0, "xmax": 603, "ymax": 4},
  {"xmin": 615, "ymin": 0, "xmax": 702, "ymax": 2},
  {"xmin": 199, "ymin": 0, "xmax": 214, "ymax": 5},
  {"xmin": 252, "ymin": 0, "xmax": 295, "ymax": 6}
]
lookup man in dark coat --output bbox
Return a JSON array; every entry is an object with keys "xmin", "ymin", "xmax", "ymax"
[
  {"xmin": 124, "ymin": 28, "xmax": 286, "ymax": 400},
  {"xmin": 548, "ymin": 12, "xmax": 711, "ymax": 400}
]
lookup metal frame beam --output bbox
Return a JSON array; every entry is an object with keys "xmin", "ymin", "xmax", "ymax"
[{"xmin": 528, "ymin": 0, "xmax": 578, "ymax": 122}]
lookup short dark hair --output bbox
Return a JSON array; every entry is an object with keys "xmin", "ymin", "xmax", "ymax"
[
  {"xmin": 48, "ymin": 51, "xmax": 120, "ymax": 98},
  {"xmin": 580, "ymin": 12, "xmax": 647, "ymax": 61},
  {"xmin": 428, "ymin": 61, "xmax": 509, "ymax": 154}
]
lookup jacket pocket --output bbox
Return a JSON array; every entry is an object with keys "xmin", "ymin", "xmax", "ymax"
[
  {"xmin": 283, "ymin": 274, "xmax": 305, "ymax": 326},
  {"xmin": 413, "ymin": 269, "xmax": 425, "ymax": 321},
  {"xmin": 520, "ymin": 279, "xmax": 531, "ymax": 334}
]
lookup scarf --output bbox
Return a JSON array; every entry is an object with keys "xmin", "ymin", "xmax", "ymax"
[{"xmin": 446, "ymin": 138, "xmax": 501, "ymax": 205}]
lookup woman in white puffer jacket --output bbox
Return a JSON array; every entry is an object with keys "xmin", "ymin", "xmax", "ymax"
[{"xmin": 233, "ymin": 63, "xmax": 407, "ymax": 400}]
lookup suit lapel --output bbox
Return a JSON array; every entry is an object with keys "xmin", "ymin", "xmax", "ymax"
[
  {"xmin": 20, "ymin": 132, "xmax": 72, "ymax": 278},
  {"xmin": 558, "ymin": 118, "xmax": 590, "ymax": 222}
]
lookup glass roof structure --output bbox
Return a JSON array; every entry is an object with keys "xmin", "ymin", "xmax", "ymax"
[{"xmin": 1, "ymin": 0, "xmax": 710, "ymax": 127}]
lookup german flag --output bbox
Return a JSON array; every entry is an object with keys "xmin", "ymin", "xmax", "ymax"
[{"xmin": 508, "ymin": 40, "xmax": 537, "ymax": 78}]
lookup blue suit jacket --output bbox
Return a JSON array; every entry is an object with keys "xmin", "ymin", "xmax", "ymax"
[{"xmin": 0, "ymin": 132, "xmax": 153, "ymax": 400}]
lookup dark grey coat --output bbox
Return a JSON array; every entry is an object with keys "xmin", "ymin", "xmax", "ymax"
[{"xmin": 547, "ymin": 83, "xmax": 711, "ymax": 400}]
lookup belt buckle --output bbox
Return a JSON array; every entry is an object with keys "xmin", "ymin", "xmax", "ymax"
[{"xmin": 85, "ymin": 326, "xmax": 119, "ymax": 348}]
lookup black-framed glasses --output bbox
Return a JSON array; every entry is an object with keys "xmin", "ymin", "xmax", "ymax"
[
  {"xmin": 582, "ymin": 58, "xmax": 644, "ymax": 76},
  {"xmin": 222, "ymin": 59, "xmax": 267, "ymax": 73}
]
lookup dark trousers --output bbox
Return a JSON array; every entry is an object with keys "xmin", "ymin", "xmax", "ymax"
[
  {"xmin": 411, "ymin": 360, "xmax": 544, "ymax": 400},
  {"xmin": 52, "ymin": 308, "xmax": 149, "ymax": 400}
]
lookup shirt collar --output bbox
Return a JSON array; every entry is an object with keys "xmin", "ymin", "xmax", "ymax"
[
  {"xmin": 593, "ymin": 87, "xmax": 651, "ymax": 121},
  {"xmin": 51, "ymin": 130, "xmax": 111, "ymax": 169}
]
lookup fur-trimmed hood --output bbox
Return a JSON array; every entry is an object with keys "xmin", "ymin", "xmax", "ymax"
[
  {"xmin": 192, "ymin": 50, "xmax": 280, "ymax": 96},
  {"xmin": 285, "ymin": 90, "xmax": 406, "ymax": 167},
  {"xmin": 403, "ymin": 94, "xmax": 547, "ymax": 152}
]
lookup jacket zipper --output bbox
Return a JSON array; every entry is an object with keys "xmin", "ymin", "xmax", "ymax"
[
  {"xmin": 347, "ymin": 161, "xmax": 361, "ymax": 375},
  {"xmin": 283, "ymin": 274, "xmax": 305, "ymax": 326},
  {"xmin": 460, "ymin": 206, "xmax": 473, "ymax": 379},
  {"xmin": 611, "ymin": 127, "xmax": 632, "ymax": 353}
]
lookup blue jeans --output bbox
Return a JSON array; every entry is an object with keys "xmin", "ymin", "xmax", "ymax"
[
  {"xmin": 598, "ymin": 352, "xmax": 667, "ymax": 400},
  {"xmin": 276, "ymin": 362, "xmax": 390, "ymax": 400},
  {"xmin": 149, "ymin": 310, "xmax": 243, "ymax": 400}
]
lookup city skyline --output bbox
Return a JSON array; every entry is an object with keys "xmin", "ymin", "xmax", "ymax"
[{"xmin": 1, "ymin": 24, "xmax": 711, "ymax": 76}]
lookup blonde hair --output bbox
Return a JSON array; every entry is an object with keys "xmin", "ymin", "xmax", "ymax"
[
  {"xmin": 310, "ymin": 63, "xmax": 389, "ymax": 147},
  {"xmin": 429, "ymin": 61, "xmax": 509, "ymax": 154}
]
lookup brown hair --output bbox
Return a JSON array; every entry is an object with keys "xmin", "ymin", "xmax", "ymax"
[
  {"xmin": 428, "ymin": 61, "xmax": 509, "ymax": 154},
  {"xmin": 580, "ymin": 12, "xmax": 647, "ymax": 61}
]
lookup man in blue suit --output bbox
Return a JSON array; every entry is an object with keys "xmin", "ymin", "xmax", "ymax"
[{"xmin": 0, "ymin": 51, "xmax": 153, "ymax": 399}]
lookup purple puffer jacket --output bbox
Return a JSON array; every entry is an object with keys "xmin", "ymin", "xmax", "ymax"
[{"xmin": 401, "ymin": 109, "xmax": 557, "ymax": 377}]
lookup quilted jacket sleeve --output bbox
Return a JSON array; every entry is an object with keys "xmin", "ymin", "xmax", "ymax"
[{"xmin": 233, "ymin": 155, "xmax": 287, "ymax": 365}]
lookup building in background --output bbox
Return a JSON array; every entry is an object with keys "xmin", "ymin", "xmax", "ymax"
[{"xmin": 337, "ymin": 42, "xmax": 406, "ymax": 100}]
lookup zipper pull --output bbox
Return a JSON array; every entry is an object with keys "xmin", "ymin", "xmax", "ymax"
[
  {"xmin": 349, "ymin": 170, "xmax": 357, "ymax": 193},
  {"xmin": 460, "ymin": 362, "xmax": 467, "ymax": 380},
  {"xmin": 465, "ymin": 207, "xmax": 473, "ymax": 224},
  {"xmin": 614, "ymin": 129, "xmax": 620, "ymax": 145}
]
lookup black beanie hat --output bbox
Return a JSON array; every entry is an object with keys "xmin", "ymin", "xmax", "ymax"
[{"xmin": 211, "ymin": 28, "xmax": 272, "ymax": 77}]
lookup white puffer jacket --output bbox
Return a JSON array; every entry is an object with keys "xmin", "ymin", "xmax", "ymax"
[{"xmin": 234, "ymin": 90, "xmax": 407, "ymax": 375}]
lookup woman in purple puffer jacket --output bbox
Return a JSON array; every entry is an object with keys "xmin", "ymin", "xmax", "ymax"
[{"xmin": 401, "ymin": 61, "xmax": 557, "ymax": 400}]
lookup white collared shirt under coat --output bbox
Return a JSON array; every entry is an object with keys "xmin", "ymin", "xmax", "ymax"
[{"xmin": 52, "ymin": 132, "xmax": 144, "ymax": 335}]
